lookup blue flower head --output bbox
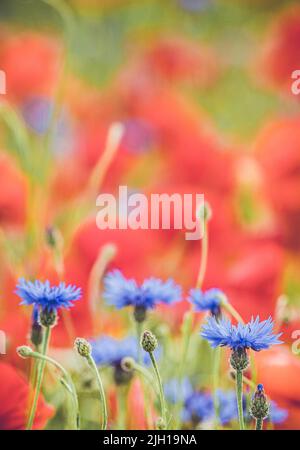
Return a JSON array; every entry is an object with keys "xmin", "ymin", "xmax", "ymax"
[
  {"xmin": 182, "ymin": 391, "xmax": 214, "ymax": 423},
  {"xmin": 90, "ymin": 335, "xmax": 160, "ymax": 367},
  {"xmin": 103, "ymin": 270, "xmax": 181, "ymax": 311},
  {"xmin": 16, "ymin": 278, "xmax": 82, "ymax": 313},
  {"xmin": 164, "ymin": 378, "xmax": 194, "ymax": 404},
  {"xmin": 188, "ymin": 288, "xmax": 226, "ymax": 316},
  {"xmin": 201, "ymin": 315, "xmax": 283, "ymax": 351},
  {"xmin": 269, "ymin": 402, "xmax": 288, "ymax": 424}
]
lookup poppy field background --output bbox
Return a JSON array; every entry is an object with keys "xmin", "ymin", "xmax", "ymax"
[{"xmin": 0, "ymin": 0, "xmax": 300, "ymax": 430}]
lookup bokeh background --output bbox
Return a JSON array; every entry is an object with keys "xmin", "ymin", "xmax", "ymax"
[{"xmin": 1, "ymin": 0, "xmax": 300, "ymax": 430}]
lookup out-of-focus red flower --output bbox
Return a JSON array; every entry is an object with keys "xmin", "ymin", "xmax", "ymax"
[
  {"xmin": 143, "ymin": 37, "xmax": 219, "ymax": 86},
  {"xmin": 224, "ymin": 240, "xmax": 284, "ymax": 321},
  {"xmin": 256, "ymin": 346, "xmax": 300, "ymax": 429},
  {"xmin": 0, "ymin": 362, "xmax": 54, "ymax": 429},
  {"xmin": 258, "ymin": 6, "xmax": 300, "ymax": 94},
  {"xmin": 0, "ymin": 32, "xmax": 62, "ymax": 102},
  {"xmin": 0, "ymin": 153, "xmax": 27, "ymax": 227},
  {"xmin": 256, "ymin": 117, "xmax": 300, "ymax": 249},
  {"xmin": 71, "ymin": 218, "xmax": 167, "ymax": 282}
]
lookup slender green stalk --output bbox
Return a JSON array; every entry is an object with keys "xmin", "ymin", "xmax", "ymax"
[
  {"xmin": 131, "ymin": 362, "xmax": 157, "ymax": 394},
  {"xmin": 236, "ymin": 370, "xmax": 245, "ymax": 430},
  {"xmin": 256, "ymin": 418, "xmax": 263, "ymax": 430},
  {"xmin": 212, "ymin": 346, "xmax": 221, "ymax": 426},
  {"xmin": 86, "ymin": 355, "xmax": 108, "ymax": 430},
  {"xmin": 26, "ymin": 327, "xmax": 51, "ymax": 430},
  {"xmin": 26, "ymin": 350, "xmax": 79, "ymax": 429},
  {"xmin": 222, "ymin": 301, "xmax": 244, "ymax": 324},
  {"xmin": 136, "ymin": 321, "xmax": 142, "ymax": 364},
  {"xmin": 149, "ymin": 352, "xmax": 167, "ymax": 429}
]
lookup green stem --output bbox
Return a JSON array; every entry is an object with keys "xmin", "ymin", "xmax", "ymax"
[
  {"xmin": 87, "ymin": 355, "xmax": 108, "ymax": 430},
  {"xmin": 256, "ymin": 418, "xmax": 263, "ymax": 430},
  {"xmin": 213, "ymin": 346, "xmax": 221, "ymax": 427},
  {"xmin": 136, "ymin": 321, "xmax": 142, "ymax": 364},
  {"xmin": 149, "ymin": 352, "xmax": 167, "ymax": 429},
  {"xmin": 26, "ymin": 327, "xmax": 51, "ymax": 430},
  {"xmin": 222, "ymin": 301, "xmax": 244, "ymax": 324},
  {"xmin": 131, "ymin": 361, "xmax": 159, "ymax": 396},
  {"xmin": 28, "ymin": 351, "xmax": 79, "ymax": 429},
  {"xmin": 236, "ymin": 370, "xmax": 245, "ymax": 430}
]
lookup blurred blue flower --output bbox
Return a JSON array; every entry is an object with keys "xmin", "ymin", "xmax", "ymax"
[
  {"xmin": 22, "ymin": 96, "xmax": 53, "ymax": 134},
  {"xmin": 269, "ymin": 401, "xmax": 288, "ymax": 424},
  {"xmin": 188, "ymin": 288, "xmax": 225, "ymax": 316},
  {"xmin": 164, "ymin": 378, "xmax": 194, "ymax": 404},
  {"xmin": 122, "ymin": 119, "xmax": 156, "ymax": 154},
  {"xmin": 103, "ymin": 270, "xmax": 181, "ymax": 310},
  {"xmin": 16, "ymin": 278, "xmax": 81, "ymax": 312},
  {"xmin": 182, "ymin": 391, "xmax": 214, "ymax": 423},
  {"xmin": 178, "ymin": 0, "xmax": 213, "ymax": 12},
  {"xmin": 201, "ymin": 316, "xmax": 283, "ymax": 351},
  {"xmin": 217, "ymin": 390, "xmax": 239, "ymax": 425}
]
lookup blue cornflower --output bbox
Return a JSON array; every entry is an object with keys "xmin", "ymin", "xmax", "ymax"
[
  {"xmin": 90, "ymin": 335, "xmax": 160, "ymax": 367},
  {"xmin": 188, "ymin": 288, "xmax": 226, "ymax": 316},
  {"xmin": 103, "ymin": 270, "xmax": 181, "ymax": 317},
  {"xmin": 201, "ymin": 315, "xmax": 282, "ymax": 351},
  {"xmin": 16, "ymin": 278, "xmax": 82, "ymax": 312},
  {"xmin": 182, "ymin": 391, "xmax": 214, "ymax": 423}
]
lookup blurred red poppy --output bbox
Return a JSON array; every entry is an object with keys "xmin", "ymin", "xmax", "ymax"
[{"xmin": 0, "ymin": 362, "xmax": 54, "ymax": 429}]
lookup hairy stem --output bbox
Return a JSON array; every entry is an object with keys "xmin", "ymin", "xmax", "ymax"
[
  {"xmin": 236, "ymin": 370, "xmax": 245, "ymax": 430},
  {"xmin": 26, "ymin": 326, "xmax": 51, "ymax": 430},
  {"xmin": 87, "ymin": 355, "xmax": 108, "ymax": 430},
  {"xmin": 149, "ymin": 352, "xmax": 167, "ymax": 429}
]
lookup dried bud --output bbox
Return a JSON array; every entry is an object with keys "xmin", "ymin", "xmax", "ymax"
[
  {"xmin": 39, "ymin": 308, "xmax": 57, "ymax": 328},
  {"xmin": 230, "ymin": 347, "xmax": 249, "ymax": 372},
  {"xmin": 17, "ymin": 345, "xmax": 33, "ymax": 358},
  {"xmin": 250, "ymin": 384, "xmax": 269, "ymax": 420},
  {"xmin": 75, "ymin": 337, "xmax": 92, "ymax": 358},
  {"xmin": 141, "ymin": 330, "xmax": 157, "ymax": 353}
]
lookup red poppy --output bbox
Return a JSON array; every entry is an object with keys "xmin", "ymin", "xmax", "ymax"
[
  {"xmin": 143, "ymin": 37, "xmax": 219, "ymax": 86},
  {"xmin": 256, "ymin": 346, "xmax": 300, "ymax": 429},
  {"xmin": 256, "ymin": 117, "xmax": 300, "ymax": 249},
  {"xmin": 258, "ymin": 6, "xmax": 300, "ymax": 96},
  {"xmin": 0, "ymin": 362, "xmax": 54, "ymax": 429},
  {"xmin": 0, "ymin": 153, "xmax": 27, "ymax": 228}
]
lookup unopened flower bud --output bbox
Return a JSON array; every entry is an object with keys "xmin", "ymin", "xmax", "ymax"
[
  {"xmin": 141, "ymin": 330, "xmax": 157, "ymax": 353},
  {"xmin": 17, "ymin": 345, "xmax": 33, "ymax": 358},
  {"xmin": 250, "ymin": 384, "xmax": 269, "ymax": 420},
  {"xmin": 75, "ymin": 337, "xmax": 92, "ymax": 358},
  {"xmin": 230, "ymin": 347, "xmax": 249, "ymax": 372}
]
